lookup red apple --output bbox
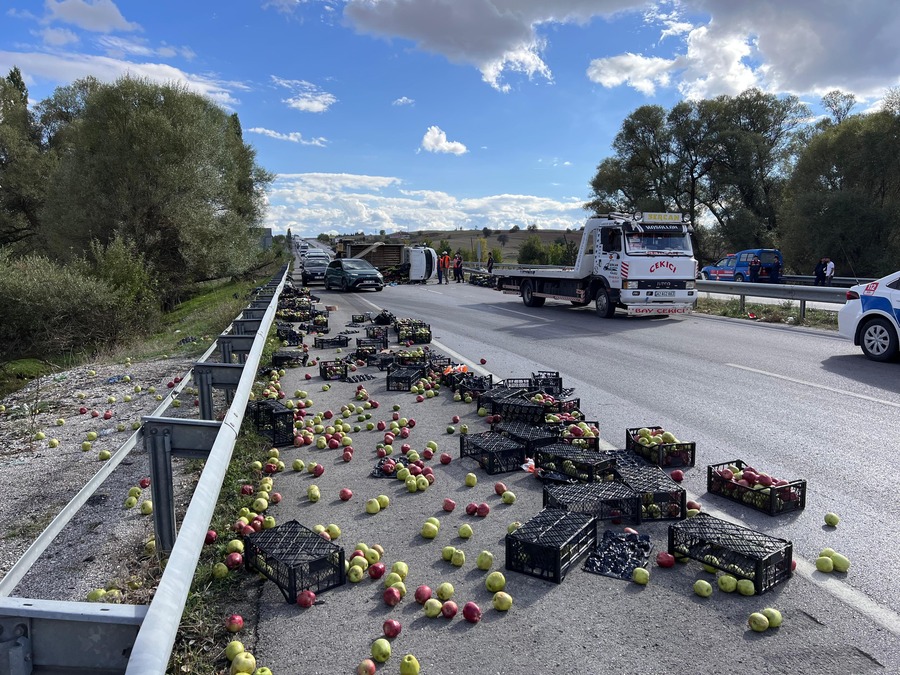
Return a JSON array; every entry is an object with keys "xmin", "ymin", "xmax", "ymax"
[
  {"xmin": 392, "ymin": 412, "xmax": 400, "ymax": 421},
  {"xmin": 624, "ymin": 527, "xmax": 639, "ymax": 535},
  {"xmin": 406, "ymin": 418, "xmax": 415, "ymax": 427},
  {"xmin": 204, "ymin": 530, "xmax": 217, "ymax": 545},
  {"xmin": 400, "ymin": 443, "xmax": 411, "ymax": 454},
  {"xmin": 451, "ymin": 415, "xmax": 460, "ymax": 424},
  {"xmin": 439, "ymin": 453, "xmax": 452, "ymax": 465},
  {"xmin": 383, "ymin": 586, "xmax": 402, "ymax": 606},
  {"xmin": 264, "ymin": 463, "xmax": 278, "ymax": 474},
  {"xmin": 139, "ymin": 477, "xmax": 151, "ymax": 489},
  {"xmin": 297, "ymin": 589, "xmax": 316, "ymax": 608},
  {"xmin": 270, "ymin": 492, "xmax": 282, "ymax": 504},
  {"xmin": 225, "ymin": 552, "xmax": 243, "ymax": 569},
  {"xmin": 462, "ymin": 601, "xmax": 482, "ymax": 623},
  {"xmin": 422, "ymin": 449, "xmax": 434, "ymax": 460},
  {"xmin": 414, "ymin": 585, "xmax": 433, "ymax": 605},
  {"xmin": 103, "ymin": 411, "xmax": 113, "ymax": 420},
  {"xmin": 79, "ymin": 407, "xmax": 88, "ymax": 415},
  {"xmin": 494, "ymin": 481, "xmax": 508, "ymax": 495},
  {"xmin": 441, "ymin": 600, "xmax": 458, "ymax": 619},
  {"xmin": 656, "ymin": 552, "xmax": 676, "ymax": 568},
  {"xmin": 425, "ymin": 474, "xmax": 435, "ymax": 484},
  {"xmin": 670, "ymin": 469, "xmax": 684, "ymax": 482},
  {"xmin": 339, "ymin": 488, "xmax": 353, "ymax": 501},
  {"xmin": 91, "ymin": 410, "xmax": 100, "ymax": 418},
  {"xmin": 409, "ymin": 464, "xmax": 422, "ymax": 477},
  {"xmin": 382, "ymin": 619, "xmax": 402, "ymax": 638},
  {"xmin": 416, "ymin": 395, "xmax": 425, "ymax": 403},
  {"xmin": 686, "ymin": 500, "xmax": 701, "ymax": 511},
  {"xmin": 323, "ymin": 410, "xmax": 333, "ymax": 419},
  {"xmin": 376, "ymin": 421, "xmax": 387, "ymax": 431},
  {"xmin": 465, "ymin": 502, "xmax": 478, "ymax": 516},
  {"xmin": 399, "ymin": 427, "xmax": 410, "ymax": 438},
  {"xmin": 342, "ymin": 451, "xmax": 353, "ymax": 462},
  {"xmin": 480, "ymin": 358, "xmax": 487, "ymax": 365},
  {"xmin": 241, "ymin": 525, "xmax": 255, "ymax": 537},
  {"xmin": 476, "ymin": 502, "xmax": 490, "ymax": 517},
  {"xmin": 313, "ymin": 464, "xmax": 325, "ymax": 478},
  {"xmin": 224, "ymin": 614, "xmax": 244, "ymax": 632},
  {"xmin": 357, "ymin": 660, "xmax": 377, "ymax": 675},
  {"xmin": 167, "ymin": 381, "xmax": 175, "ymax": 389},
  {"xmin": 368, "ymin": 562, "xmax": 386, "ymax": 580},
  {"xmin": 443, "ymin": 498, "xmax": 457, "ymax": 512},
  {"xmin": 305, "ymin": 373, "xmax": 312, "ymax": 380}
]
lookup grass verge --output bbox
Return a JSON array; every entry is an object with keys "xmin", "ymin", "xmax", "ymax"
[{"xmin": 695, "ymin": 297, "xmax": 838, "ymax": 329}]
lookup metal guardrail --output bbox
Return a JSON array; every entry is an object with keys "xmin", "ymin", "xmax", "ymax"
[
  {"xmin": 0, "ymin": 265, "xmax": 288, "ymax": 674},
  {"xmin": 695, "ymin": 279, "xmax": 846, "ymax": 318}
]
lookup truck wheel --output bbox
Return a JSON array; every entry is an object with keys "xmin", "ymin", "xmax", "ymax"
[
  {"xmin": 859, "ymin": 317, "xmax": 898, "ymax": 362},
  {"xmin": 595, "ymin": 288, "xmax": 615, "ymax": 318},
  {"xmin": 521, "ymin": 281, "xmax": 545, "ymax": 307},
  {"xmin": 734, "ymin": 273, "xmax": 745, "ymax": 282}
]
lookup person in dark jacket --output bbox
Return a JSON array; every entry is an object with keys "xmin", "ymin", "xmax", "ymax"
[
  {"xmin": 813, "ymin": 258, "xmax": 826, "ymax": 285},
  {"xmin": 487, "ymin": 252, "xmax": 494, "ymax": 274},
  {"xmin": 748, "ymin": 256, "xmax": 761, "ymax": 282},
  {"xmin": 453, "ymin": 254, "xmax": 463, "ymax": 282},
  {"xmin": 770, "ymin": 257, "xmax": 781, "ymax": 283}
]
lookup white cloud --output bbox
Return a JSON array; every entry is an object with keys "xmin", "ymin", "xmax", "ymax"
[
  {"xmin": 263, "ymin": 172, "xmax": 586, "ymax": 236},
  {"xmin": 96, "ymin": 35, "xmax": 195, "ymax": 61},
  {"xmin": 587, "ymin": 53, "xmax": 673, "ymax": 95},
  {"xmin": 0, "ymin": 50, "xmax": 245, "ymax": 108},
  {"xmin": 392, "ymin": 96, "xmax": 414, "ymax": 106},
  {"xmin": 45, "ymin": 0, "xmax": 140, "ymax": 33},
  {"xmin": 247, "ymin": 127, "xmax": 328, "ymax": 146},
  {"xmin": 272, "ymin": 76, "xmax": 337, "ymax": 113},
  {"xmin": 36, "ymin": 27, "xmax": 79, "ymax": 47},
  {"xmin": 420, "ymin": 126, "xmax": 467, "ymax": 155}
]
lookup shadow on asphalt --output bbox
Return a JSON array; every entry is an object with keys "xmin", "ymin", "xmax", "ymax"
[{"xmin": 820, "ymin": 354, "xmax": 900, "ymax": 396}]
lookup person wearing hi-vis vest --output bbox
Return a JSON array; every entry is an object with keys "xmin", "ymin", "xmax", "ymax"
[{"xmin": 439, "ymin": 251, "xmax": 451, "ymax": 284}]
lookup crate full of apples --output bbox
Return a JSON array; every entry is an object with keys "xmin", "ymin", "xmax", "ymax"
[
  {"xmin": 627, "ymin": 426, "xmax": 696, "ymax": 468},
  {"xmin": 707, "ymin": 459, "xmax": 806, "ymax": 516}
]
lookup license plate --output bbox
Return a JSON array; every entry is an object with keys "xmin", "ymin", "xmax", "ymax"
[
  {"xmin": 654, "ymin": 291, "xmax": 675, "ymax": 297},
  {"xmin": 359, "ymin": 280, "xmax": 376, "ymax": 285}
]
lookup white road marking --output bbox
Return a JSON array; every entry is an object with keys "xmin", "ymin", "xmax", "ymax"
[
  {"xmin": 358, "ymin": 295, "xmax": 900, "ymax": 635},
  {"xmin": 727, "ymin": 364, "xmax": 900, "ymax": 409}
]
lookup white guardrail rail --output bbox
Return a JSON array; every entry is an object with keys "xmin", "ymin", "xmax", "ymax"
[{"xmin": 0, "ymin": 264, "xmax": 289, "ymax": 674}]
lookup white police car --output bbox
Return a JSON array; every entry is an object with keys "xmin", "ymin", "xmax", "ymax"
[{"xmin": 837, "ymin": 271, "xmax": 900, "ymax": 361}]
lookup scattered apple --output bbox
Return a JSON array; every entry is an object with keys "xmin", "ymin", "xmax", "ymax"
[{"xmin": 462, "ymin": 601, "xmax": 482, "ymax": 623}]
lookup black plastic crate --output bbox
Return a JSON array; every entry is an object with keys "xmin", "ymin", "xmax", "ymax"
[
  {"xmin": 357, "ymin": 335, "xmax": 388, "ymax": 351},
  {"xmin": 248, "ymin": 399, "xmax": 294, "ymax": 446},
  {"xmin": 500, "ymin": 378, "xmax": 533, "ymax": 390},
  {"xmin": 668, "ymin": 513, "xmax": 793, "ymax": 595},
  {"xmin": 272, "ymin": 350, "xmax": 308, "ymax": 369},
  {"xmin": 368, "ymin": 353, "xmax": 395, "ymax": 371},
  {"xmin": 457, "ymin": 373, "xmax": 494, "ymax": 397},
  {"xmin": 626, "ymin": 426, "xmax": 696, "ymax": 468},
  {"xmin": 276, "ymin": 327, "xmax": 303, "ymax": 346},
  {"xmin": 532, "ymin": 371, "xmax": 564, "ymax": 395},
  {"xmin": 396, "ymin": 349, "xmax": 429, "ymax": 366},
  {"xmin": 707, "ymin": 459, "xmax": 806, "ymax": 516},
  {"xmin": 428, "ymin": 355, "xmax": 452, "ymax": 370},
  {"xmin": 366, "ymin": 325, "xmax": 390, "ymax": 341},
  {"xmin": 543, "ymin": 481, "xmax": 641, "ymax": 524},
  {"xmin": 493, "ymin": 395, "xmax": 545, "ymax": 425},
  {"xmin": 244, "ymin": 520, "xmax": 346, "ymax": 603},
  {"xmin": 542, "ymin": 396, "xmax": 581, "ymax": 416},
  {"xmin": 492, "ymin": 420, "xmax": 559, "ymax": 453},
  {"xmin": 311, "ymin": 316, "xmax": 329, "ymax": 333},
  {"xmin": 313, "ymin": 335, "xmax": 349, "ymax": 349},
  {"xmin": 534, "ymin": 444, "xmax": 617, "ymax": 483},
  {"xmin": 476, "ymin": 386, "xmax": 528, "ymax": 409},
  {"xmin": 319, "ymin": 360, "xmax": 348, "ymax": 381},
  {"xmin": 615, "ymin": 464, "xmax": 687, "ymax": 522},
  {"xmin": 551, "ymin": 420, "xmax": 601, "ymax": 450},
  {"xmin": 505, "ymin": 508, "xmax": 597, "ymax": 584},
  {"xmin": 386, "ymin": 364, "xmax": 425, "ymax": 391},
  {"xmin": 459, "ymin": 432, "xmax": 526, "ymax": 474},
  {"xmin": 395, "ymin": 320, "xmax": 431, "ymax": 343},
  {"xmin": 351, "ymin": 314, "xmax": 368, "ymax": 324}
]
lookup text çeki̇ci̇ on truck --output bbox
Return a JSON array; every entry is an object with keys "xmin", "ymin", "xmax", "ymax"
[{"xmin": 495, "ymin": 212, "xmax": 698, "ymax": 318}]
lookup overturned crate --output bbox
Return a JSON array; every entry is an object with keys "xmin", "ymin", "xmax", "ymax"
[
  {"xmin": 313, "ymin": 335, "xmax": 349, "ymax": 350},
  {"xmin": 457, "ymin": 373, "xmax": 494, "ymax": 398},
  {"xmin": 493, "ymin": 394, "xmax": 545, "ymax": 426},
  {"xmin": 319, "ymin": 360, "xmax": 348, "ymax": 381},
  {"xmin": 365, "ymin": 325, "xmax": 390, "ymax": 343},
  {"xmin": 551, "ymin": 420, "xmax": 601, "ymax": 451},
  {"xmin": 355, "ymin": 337, "xmax": 385, "ymax": 361},
  {"xmin": 248, "ymin": 399, "xmax": 295, "ymax": 447},
  {"xmin": 244, "ymin": 520, "xmax": 346, "ymax": 603},
  {"xmin": 668, "ymin": 513, "xmax": 793, "ymax": 595},
  {"xmin": 534, "ymin": 444, "xmax": 617, "ymax": 483},
  {"xmin": 492, "ymin": 420, "xmax": 559, "ymax": 454},
  {"xmin": 615, "ymin": 464, "xmax": 687, "ymax": 522},
  {"xmin": 626, "ymin": 426, "xmax": 696, "ymax": 468},
  {"xmin": 459, "ymin": 432, "xmax": 526, "ymax": 475},
  {"xmin": 272, "ymin": 350, "xmax": 308, "ymax": 369},
  {"xmin": 505, "ymin": 508, "xmax": 597, "ymax": 584},
  {"xmin": 707, "ymin": 459, "xmax": 806, "ymax": 516},
  {"xmin": 543, "ymin": 481, "xmax": 641, "ymax": 524},
  {"xmin": 532, "ymin": 371, "xmax": 564, "ymax": 395}
]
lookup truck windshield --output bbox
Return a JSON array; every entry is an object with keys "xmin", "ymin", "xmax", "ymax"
[{"xmin": 624, "ymin": 233, "xmax": 692, "ymax": 255}]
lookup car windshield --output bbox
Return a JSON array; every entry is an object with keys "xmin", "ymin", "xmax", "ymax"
[
  {"xmin": 305, "ymin": 260, "xmax": 327, "ymax": 269},
  {"xmin": 343, "ymin": 260, "xmax": 376, "ymax": 271},
  {"xmin": 625, "ymin": 232, "xmax": 692, "ymax": 255}
]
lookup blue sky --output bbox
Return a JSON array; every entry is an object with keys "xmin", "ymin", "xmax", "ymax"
[{"xmin": 2, "ymin": 1, "xmax": 898, "ymax": 238}]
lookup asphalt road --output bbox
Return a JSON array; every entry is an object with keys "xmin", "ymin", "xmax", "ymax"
[{"xmin": 251, "ymin": 276, "xmax": 900, "ymax": 675}]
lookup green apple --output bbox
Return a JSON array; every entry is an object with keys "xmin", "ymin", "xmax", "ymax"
[
  {"xmin": 736, "ymin": 579, "xmax": 756, "ymax": 595},
  {"xmin": 436, "ymin": 582, "xmax": 454, "ymax": 601},
  {"xmin": 231, "ymin": 652, "xmax": 256, "ymax": 674},
  {"xmin": 442, "ymin": 546, "xmax": 457, "ymax": 562},
  {"xmin": 396, "ymin": 467, "xmax": 410, "ymax": 481},
  {"xmin": 492, "ymin": 591, "xmax": 513, "ymax": 611},
  {"xmin": 507, "ymin": 521, "xmax": 522, "ymax": 534},
  {"xmin": 399, "ymin": 653, "xmax": 420, "ymax": 675},
  {"xmin": 824, "ymin": 512, "xmax": 840, "ymax": 527},
  {"xmin": 458, "ymin": 524, "xmax": 474, "ymax": 539},
  {"xmin": 423, "ymin": 598, "xmax": 443, "ymax": 618},
  {"xmin": 748, "ymin": 612, "xmax": 770, "ymax": 632},
  {"xmin": 831, "ymin": 552, "xmax": 850, "ymax": 573},
  {"xmin": 350, "ymin": 555, "xmax": 368, "ymax": 570},
  {"xmin": 450, "ymin": 549, "xmax": 466, "ymax": 567},
  {"xmin": 140, "ymin": 500, "xmax": 153, "ymax": 515},
  {"xmin": 48, "ymin": 438, "xmax": 59, "ymax": 448},
  {"xmin": 226, "ymin": 539, "xmax": 244, "ymax": 554},
  {"xmin": 421, "ymin": 522, "xmax": 439, "ymax": 539},
  {"xmin": 213, "ymin": 562, "xmax": 229, "ymax": 579},
  {"xmin": 347, "ymin": 565, "xmax": 365, "ymax": 583},
  {"xmin": 225, "ymin": 640, "xmax": 244, "ymax": 661},
  {"xmin": 460, "ymin": 424, "xmax": 469, "ymax": 434},
  {"xmin": 815, "ymin": 556, "xmax": 834, "ymax": 573},
  {"xmin": 86, "ymin": 588, "xmax": 106, "ymax": 602},
  {"xmin": 55, "ymin": 418, "xmax": 65, "ymax": 426},
  {"xmin": 485, "ymin": 571, "xmax": 506, "ymax": 592},
  {"xmin": 123, "ymin": 496, "xmax": 137, "ymax": 509},
  {"xmin": 390, "ymin": 581, "xmax": 407, "ymax": 598},
  {"xmin": 717, "ymin": 574, "xmax": 737, "ymax": 593},
  {"xmin": 391, "ymin": 561, "xmax": 409, "ymax": 580},
  {"xmin": 292, "ymin": 458, "xmax": 305, "ymax": 471},
  {"xmin": 383, "ymin": 572, "xmax": 403, "ymax": 588},
  {"xmin": 405, "ymin": 477, "xmax": 418, "ymax": 493},
  {"xmin": 632, "ymin": 568, "xmax": 650, "ymax": 585},
  {"xmin": 426, "ymin": 440, "xmax": 438, "ymax": 450},
  {"xmin": 693, "ymin": 579, "xmax": 713, "ymax": 597},
  {"xmin": 761, "ymin": 607, "xmax": 783, "ymax": 628},
  {"xmin": 446, "ymin": 425, "xmax": 455, "ymax": 434},
  {"xmin": 465, "ymin": 473, "xmax": 478, "ymax": 487},
  {"xmin": 476, "ymin": 550, "xmax": 494, "ymax": 570},
  {"xmin": 415, "ymin": 475, "xmax": 429, "ymax": 491},
  {"xmin": 425, "ymin": 517, "xmax": 440, "ymax": 528},
  {"xmin": 325, "ymin": 524, "xmax": 341, "ymax": 540},
  {"xmin": 364, "ymin": 548, "xmax": 381, "ymax": 564},
  {"xmin": 252, "ymin": 498, "xmax": 268, "ymax": 512},
  {"xmin": 501, "ymin": 491, "xmax": 516, "ymax": 504}
]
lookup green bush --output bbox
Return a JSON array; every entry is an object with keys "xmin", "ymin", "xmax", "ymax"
[{"xmin": 0, "ymin": 249, "xmax": 147, "ymax": 364}]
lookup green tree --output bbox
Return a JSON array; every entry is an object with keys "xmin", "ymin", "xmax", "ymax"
[
  {"xmin": 509, "ymin": 225, "xmax": 520, "ymax": 233},
  {"xmin": 497, "ymin": 233, "xmax": 509, "ymax": 247},
  {"xmin": 526, "ymin": 224, "xmax": 538, "ymax": 231},
  {"xmin": 518, "ymin": 234, "xmax": 547, "ymax": 264},
  {"xmin": 41, "ymin": 77, "xmax": 273, "ymax": 304},
  {"xmin": 779, "ymin": 109, "xmax": 900, "ymax": 277},
  {"xmin": 490, "ymin": 246, "xmax": 503, "ymax": 264},
  {"xmin": 481, "ymin": 226, "xmax": 492, "ymax": 237}
]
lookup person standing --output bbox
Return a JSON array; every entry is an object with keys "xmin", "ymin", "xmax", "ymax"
[
  {"xmin": 439, "ymin": 251, "xmax": 451, "ymax": 284},
  {"xmin": 748, "ymin": 255, "xmax": 761, "ymax": 282},
  {"xmin": 453, "ymin": 254, "xmax": 463, "ymax": 282},
  {"xmin": 770, "ymin": 256, "xmax": 782, "ymax": 284},
  {"xmin": 436, "ymin": 251, "xmax": 445, "ymax": 284},
  {"xmin": 487, "ymin": 252, "xmax": 494, "ymax": 274},
  {"xmin": 824, "ymin": 257, "xmax": 835, "ymax": 285},
  {"xmin": 813, "ymin": 258, "xmax": 826, "ymax": 285}
]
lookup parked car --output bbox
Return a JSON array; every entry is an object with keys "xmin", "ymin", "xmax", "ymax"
[
  {"xmin": 301, "ymin": 258, "xmax": 328, "ymax": 285},
  {"xmin": 837, "ymin": 271, "xmax": 900, "ymax": 361},
  {"xmin": 700, "ymin": 249, "xmax": 783, "ymax": 282},
  {"xmin": 324, "ymin": 258, "xmax": 384, "ymax": 292}
]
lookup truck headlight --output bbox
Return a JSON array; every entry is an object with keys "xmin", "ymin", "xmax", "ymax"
[
  {"xmin": 685, "ymin": 280, "xmax": 695, "ymax": 289},
  {"xmin": 623, "ymin": 281, "xmax": 639, "ymax": 289}
]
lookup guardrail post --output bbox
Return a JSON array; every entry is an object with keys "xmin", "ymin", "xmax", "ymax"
[
  {"xmin": 231, "ymin": 318, "xmax": 262, "ymax": 335},
  {"xmin": 219, "ymin": 334, "xmax": 255, "ymax": 365},
  {"xmin": 194, "ymin": 363, "xmax": 244, "ymax": 420},
  {"xmin": 242, "ymin": 308, "xmax": 265, "ymax": 320},
  {"xmin": 740, "ymin": 295, "xmax": 746, "ymax": 313},
  {"xmin": 142, "ymin": 418, "xmax": 222, "ymax": 553},
  {"xmin": 800, "ymin": 300, "xmax": 807, "ymax": 320}
]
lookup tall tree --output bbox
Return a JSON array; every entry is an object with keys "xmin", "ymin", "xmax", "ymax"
[
  {"xmin": 821, "ymin": 90, "xmax": 856, "ymax": 124},
  {"xmin": 41, "ymin": 76, "xmax": 273, "ymax": 303}
]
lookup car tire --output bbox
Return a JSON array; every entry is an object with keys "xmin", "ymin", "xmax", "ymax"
[
  {"xmin": 341, "ymin": 278, "xmax": 349, "ymax": 292},
  {"xmin": 375, "ymin": 286, "xmax": 383, "ymax": 292},
  {"xmin": 521, "ymin": 281, "xmax": 545, "ymax": 307},
  {"xmin": 859, "ymin": 317, "xmax": 898, "ymax": 362},
  {"xmin": 595, "ymin": 288, "xmax": 615, "ymax": 318},
  {"xmin": 734, "ymin": 273, "xmax": 745, "ymax": 282},
  {"xmin": 324, "ymin": 278, "xmax": 330, "ymax": 290}
]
